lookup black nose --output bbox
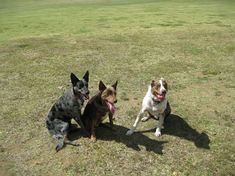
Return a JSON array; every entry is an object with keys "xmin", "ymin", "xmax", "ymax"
[
  {"xmin": 162, "ymin": 90, "xmax": 166, "ymax": 94},
  {"xmin": 86, "ymin": 90, "xmax": 90, "ymax": 95},
  {"xmin": 114, "ymin": 100, "xmax": 117, "ymax": 103}
]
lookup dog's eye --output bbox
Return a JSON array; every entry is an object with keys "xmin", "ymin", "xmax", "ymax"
[{"xmin": 107, "ymin": 90, "xmax": 113, "ymax": 95}]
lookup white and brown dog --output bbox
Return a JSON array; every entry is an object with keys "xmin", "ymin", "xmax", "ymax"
[{"xmin": 126, "ymin": 78, "xmax": 171, "ymax": 137}]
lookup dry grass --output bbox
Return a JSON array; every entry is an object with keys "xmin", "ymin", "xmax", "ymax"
[{"xmin": 0, "ymin": 0, "xmax": 235, "ymax": 175}]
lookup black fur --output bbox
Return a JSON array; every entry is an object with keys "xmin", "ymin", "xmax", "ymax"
[{"xmin": 46, "ymin": 71, "xmax": 89, "ymax": 152}]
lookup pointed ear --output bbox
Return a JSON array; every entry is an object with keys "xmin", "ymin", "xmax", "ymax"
[
  {"xmin": 70, "ymin": 73, "xmax": 79, "ymax": 86},
  {"xmin": 99, "ymin": 81, "xmax": 106, "ymax": 92},
  {"xmin": 151, "ymin": 80, "xmax": 156, "ymax": 87},
  {"xmin": 83, "ymin": 70, "xmax": 89, "ymax": 82},
  {"xmin": 112, "ymin": 80, "xmax": 118, "ymax": 90}
]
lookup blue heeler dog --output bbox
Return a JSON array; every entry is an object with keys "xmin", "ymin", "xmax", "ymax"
[{"xmin": 46, "ymin": 71, "xmax": 89, "ymax": 152}]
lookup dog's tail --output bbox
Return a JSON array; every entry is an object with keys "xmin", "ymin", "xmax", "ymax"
[
  {"xmin": 55, "ymin": 135, "xmax": 65, "ymax": 152},
  {"xmin": 54, "ymin": 134, "xmax": 79, "ymax": 152}
]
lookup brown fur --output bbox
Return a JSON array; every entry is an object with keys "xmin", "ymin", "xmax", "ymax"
[{"xmin": 81, "ymin": 80, "xmax": 118, "ymax": 141}]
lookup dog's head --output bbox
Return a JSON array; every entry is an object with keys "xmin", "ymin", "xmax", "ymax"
[
  {"xmin": 70, "ymin": 71, "xmax": 89, "ymax": 101},
  {"xmin": 99, "ymin": 80, "xmax": 118, "ymax": 114},
  {"xmin": 151, "ymin": 78, "xmax": 168, "ymax": 102}
]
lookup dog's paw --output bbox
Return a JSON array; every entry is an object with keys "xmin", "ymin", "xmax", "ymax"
[
  {"xmin": 154, "ymin": 128, "xmax": 161, "ymax": 137},
  {"xmin": 141, "ymin": 116, "xmax": 150, "ymax": 122},
  {"xmin": 91, "ymin": 136, "xmax": 97, "ymax": 142},
  {"xmin": 126, "ymin": 129, "xmax": 134, "ymax": 136},
  {"xmin": 65, "ymin": 140, "xmax": 79, "ymax": 146}
]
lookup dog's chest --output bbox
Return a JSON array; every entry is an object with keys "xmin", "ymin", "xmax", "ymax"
[{"xmin": 147, "ymin": 101, "xmax": 166, "ymax": 115}]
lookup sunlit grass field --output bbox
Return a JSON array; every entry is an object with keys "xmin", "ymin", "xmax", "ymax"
[{"xmin": 0, "ymin": 0, "xmax": 235, "ymax": 175}]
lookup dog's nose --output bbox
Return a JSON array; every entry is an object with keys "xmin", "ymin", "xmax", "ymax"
[
  {"xmin": 86, "ymin": 90, "xmax": 90, "ymax": 95},
  {"xmin": 114, "ymin": 100, "xmax": 117, "ymax": 103},
  {"xmin": 162, "ymin": 90, "xmax": 166, "ymax": 94}
]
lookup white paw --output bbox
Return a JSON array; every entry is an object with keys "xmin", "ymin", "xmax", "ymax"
[
  {"xmin": 141, "ymin": 116, "xmax": 149, "ymax": 122},
  {"xmin": 126, "ymin": 129, "xmax": 134, "ymax": 136},
  {"xmin": 154, "ymin": 128, "xmax": 161, "ymax": 137}
]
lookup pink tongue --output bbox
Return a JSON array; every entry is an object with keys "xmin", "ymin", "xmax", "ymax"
[
  {"xmin": 107, "ymin": 102, "xmax": 116, "ymax": 114},
  {"xmin": 157, "ymin": 95, "xmax": 165, "ymax": 101}
]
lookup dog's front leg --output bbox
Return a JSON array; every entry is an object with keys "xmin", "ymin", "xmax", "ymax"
[
  {"xmin": 73, "ymin": 110, "xmax": 86, "ymax": 131},
  {"xmin": 91, "ymin": 118, "xmax": 97, "ymax": 142},
  {"xmin": 108, "ymin": 113, "xmax": 114, "ymax": 130},
  {"xmin": 155, "ymin": 114, "xmax": 164, "ymax": 137},
  {"xmin": 126, "ymin": 109, "xmax": 145, "ymax": 136}
]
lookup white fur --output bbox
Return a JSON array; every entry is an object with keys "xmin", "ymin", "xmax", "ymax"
[
  {"xmin": 126, "ymin": 81, "xmax": 167, "ymax": 137},
  {"xmin": 159, "ymin": 79, "xmax": 166, "ymax": 94}
]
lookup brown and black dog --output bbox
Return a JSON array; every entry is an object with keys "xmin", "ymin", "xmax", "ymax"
[{"xmin": 82, "ymin": 80, "xmax": 118, "ymax": 141}]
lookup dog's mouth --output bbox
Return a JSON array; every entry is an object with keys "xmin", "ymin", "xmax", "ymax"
[
  {"xmin": 105, "ymin": 101, "xmax": 116, "ymax": 114},
  {"xmin": 79, "ymin": 92, "xmax": 89, "ymax": 100},
  {"xmin": 156, "ymin": 93, "xmax": 166, "ymax": 101}
]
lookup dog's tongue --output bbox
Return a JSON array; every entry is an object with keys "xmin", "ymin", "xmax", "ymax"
[
  {"xmin": 106, "ymin": 102, "xmax": 116, "ymax": 114},
  {"xmin": 157, "ymin": 94, "xmax": 165, "ymax": 101}
]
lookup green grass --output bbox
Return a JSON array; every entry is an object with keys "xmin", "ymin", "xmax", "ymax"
[{"xmin": 0, "ymin": 0, "xmax": 235, "ymax": 175}]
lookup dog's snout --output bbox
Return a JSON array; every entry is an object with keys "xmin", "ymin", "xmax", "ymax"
[
  {"xmin": 162, "ymin": 90, "xmax": 166, "ymax": 94},
  {"xmin": 114, "ymin": 100, "xmax": 117, "ymax": 103},
  {"xmin": 86, "ymin": 90, "xmax": 90, "ymax": 95}
]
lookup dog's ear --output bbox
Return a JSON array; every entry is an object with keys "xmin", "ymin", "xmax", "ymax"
[
  {"xmin": 151, "ymin": 80, "xmax": 156, "ymax": 87},
  {"xmin": 162, "ymin": 79, "xmax": 168, "ymax": 91},
  {"xmin": 99, "ymin": 81, "xmax": 106, "ymax": 92},
  {"xmin": 112, "ymin": 80, "xmax": 118, "ymax": 90},
  {"xmin": 71, "ymin": 73, "xmax": 80, "ymax": 86},
  {"xmin": 83, "ymin": 70, "xmax": 89, "ymax": 82}
]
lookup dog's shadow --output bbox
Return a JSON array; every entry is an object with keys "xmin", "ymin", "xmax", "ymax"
[
  {"xmin": 69, "ymin": 124, "xmax": 167, "ymax": 155},
  {"xmin": 69, "ymin": 114, "xmax": 210, "ymax": 153},
  {"xmin": 140, "ymin": 114, "xmax": 210, "ymax": 149}
]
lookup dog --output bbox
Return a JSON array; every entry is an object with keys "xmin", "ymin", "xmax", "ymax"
[
  {"xmin": 46, "ymin": 71, "xmax": 89, "ymax": 152},
  {"xmin": 82, "ymin": 80, "xmax": 118, "ymax": 142},
  {"xmin": 126, "ymin": 78, "xmax": 171, "ymax": 137}
]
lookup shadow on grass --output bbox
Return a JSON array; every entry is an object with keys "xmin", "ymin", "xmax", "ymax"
[
  {"xmin": 69, "ymin": 114, "xmax": 209, "ymax": 153},
  {"xmin": 139, "ymin": 114, "xmax": 210, "ymax": 149},
  {"xmin": 69, "ymin": 124, "xmax": 167, "ymax": 155}
]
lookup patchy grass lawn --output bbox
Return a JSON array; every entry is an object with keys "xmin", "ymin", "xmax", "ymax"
[{"xmin": 0, "ymin": 0, "xmax": 235, "ymax": 175}]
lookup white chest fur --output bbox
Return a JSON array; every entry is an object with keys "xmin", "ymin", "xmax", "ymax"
[{"xmin": 149, "ymin": 100, "xmax": 167, "ymax": 114}]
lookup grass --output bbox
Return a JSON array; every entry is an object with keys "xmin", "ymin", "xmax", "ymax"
[{"xmin": 0, "ymin": 0, "xmax": 235, "ymax": 175}]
